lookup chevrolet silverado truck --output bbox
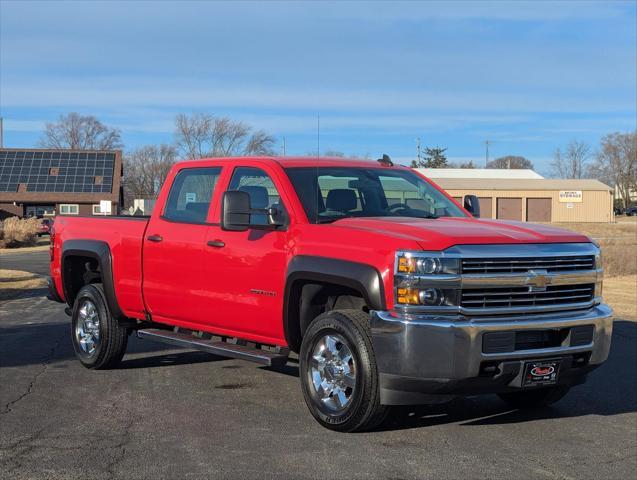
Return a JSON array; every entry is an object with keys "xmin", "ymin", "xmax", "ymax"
[{"xmin": 48, "ymin": 156, "xmax": 613, "ymax": 432}]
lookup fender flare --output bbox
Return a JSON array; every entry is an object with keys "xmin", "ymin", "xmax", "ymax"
[
  {"xmin": 283, "ymin": 255, "xmax": 386, "ymax": 347},
  {"xmin": 61, "ymin": 239, "xmax": 126, "ymax": 321}
]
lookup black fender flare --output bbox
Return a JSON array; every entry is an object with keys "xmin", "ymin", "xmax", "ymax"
[
  {"xmin": 61, "ymin": 239, "xmax": 126, "ymax": 322},
  {"xmin": 283, "ymin": 255, "xmax": 386, "ymax": 347}
]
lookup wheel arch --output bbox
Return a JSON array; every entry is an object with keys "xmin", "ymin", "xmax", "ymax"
[
  {"xmin": 61, "ymin": 239, "xmax": 126, "ymax": 322},
  {"xmin": 283, "ymin": 255, "xmax": 386, "ymax": 352}
]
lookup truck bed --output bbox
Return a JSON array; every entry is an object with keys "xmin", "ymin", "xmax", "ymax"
[{"xmin": 51, "ymin": 215, "xmax": 149, "ymax": 319}]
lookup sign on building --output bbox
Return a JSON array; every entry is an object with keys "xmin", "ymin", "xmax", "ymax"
[
  {"xmin": 559, "ymin": 191, "xmax": 582, "ymax": 203},
  {"xmin": 99, "ymin": 200, "xmax": 112, "ymax": 214}
]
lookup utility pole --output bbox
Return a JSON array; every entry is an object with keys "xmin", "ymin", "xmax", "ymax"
[
  {"xmin": 281, "ymin": 136, "xmax": 286, "ymax": 156},
  {"xmin": 0, "ymin": 117, "xmax": 3, "ymax": 148},
  {"xmin": 484, "ymin": 140, "xmax": 491, "ymax": 167},
  {"xmin": 416, "ymin": 137, "xmax": 422, "ymax": 164}
]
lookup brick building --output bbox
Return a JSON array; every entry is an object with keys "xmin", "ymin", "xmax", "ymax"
[{"xmin": 0, "ymin": 148, "xmax": 123, "ymax": 219}]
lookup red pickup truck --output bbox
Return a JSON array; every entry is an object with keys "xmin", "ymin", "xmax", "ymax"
[{"xmin": 48, "ymin": 156, "xmax": 613, "ymax": 431}]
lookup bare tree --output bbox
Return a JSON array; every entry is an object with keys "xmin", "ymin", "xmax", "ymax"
[
  {"xmin": 589, "ymin": 131, "xmax": 637, "ymax": 209},
  {"xmin": 174, "ymin": 113, "xmax": 275, "ymax": 159},
  {"xmin": 323, "ymin": 150, "xmax": 345, "ymax": 157},
  {"xmin": 551, "ymin": 141, "xmax": 590, "ymax": 179},
  {"xmin": 486, "ymin": 155, "xmax": 534, "ymax": 170},
  {"xmin": 39, "ymin": 112, "xmax": 123, "ymax": 150},
  {"xmin": 458, "ymin": 160, "xmax": 477, "ymax": 169},
  {"xmin": 123, "ymin": 145, "xmax": 177, "ymax": 206}
]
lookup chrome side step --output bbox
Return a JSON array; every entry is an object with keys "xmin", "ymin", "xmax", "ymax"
[{"xmin": 137, "ymin": 329, "xmax": 288, "ymax": 367}]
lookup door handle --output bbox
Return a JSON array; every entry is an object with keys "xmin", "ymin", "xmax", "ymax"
[
  {"xmin": 207, "ymin": 240, "xmax": 225, "ymax": 248},
  {"xmin": 147, "ymin": 235, "xmax": 163, "ymax": 242}
]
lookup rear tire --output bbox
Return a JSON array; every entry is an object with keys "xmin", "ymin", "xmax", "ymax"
[
  {"xmin": 299, "ymin": 309, "xmax": 388, "ymax": 432},
  {"xmin": 71, "ymin": 283, "xmax": 128, "ymax": 369},
  {"xmin": 498, "ymin": 386, "xmax": 570, "ymax": 409}
]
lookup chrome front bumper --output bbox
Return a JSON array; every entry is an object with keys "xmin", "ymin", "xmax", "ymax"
[{"xmin": 370, "ymin": 304, "xmax": 613, "ymax": 405}]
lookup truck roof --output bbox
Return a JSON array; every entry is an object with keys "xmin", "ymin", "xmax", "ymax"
[{"xmin": 176, "ymin": 156, "xmax": 406, "ymax": 169}]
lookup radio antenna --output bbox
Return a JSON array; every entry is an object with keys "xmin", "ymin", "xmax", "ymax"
[
  {"xmin": 317, "ymin": 113, "xmax": 320, "ymax": 160},
  {"xmin": 315, "ymin": 113, "xmax": 320, "ymax": 223}
]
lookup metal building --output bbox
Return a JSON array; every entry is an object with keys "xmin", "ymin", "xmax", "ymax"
[{"xmin": 435, "ymin": 178, "xmax": 614, "ymax": 223}]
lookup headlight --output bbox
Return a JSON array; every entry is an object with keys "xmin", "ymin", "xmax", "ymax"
[
  {"xmin": 394, "ymin": 251, "xmax": 461, "ymax": 309},
  {"xmin": 396, "ymin": 253, "xmax": 459, "ymax": 275},
  {"xmin": 396, "ymin": 287, "xmax": 459, "ymax": 306}
]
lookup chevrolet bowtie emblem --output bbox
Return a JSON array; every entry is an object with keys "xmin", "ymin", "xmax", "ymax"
[{"xmin": 526, "ymin": 269, "xmax": 552, "ymax": 291}]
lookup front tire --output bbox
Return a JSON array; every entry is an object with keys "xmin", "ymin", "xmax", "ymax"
[
  {"xmin": 498, "ymin": 386, "xmax": 570, "ymax": 409},
  {"xmin": 71, "ymin": 283, "xmax": 128, "ymax": 369},
  {"xmin": 299, "ymin": 309, "xmax": 388, "ymax": 432}
]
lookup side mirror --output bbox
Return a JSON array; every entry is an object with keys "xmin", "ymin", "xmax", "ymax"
[
  {"xmin": 221, "ymin": 191, "xmax": 287, "ymax": 231},
  {"xmin": 221, "ymin": 190, "xmax": 251, "ymax": 231},
  {"xmin": 463, "ymin": 194, "xmax": 481, "ymax": 218}
]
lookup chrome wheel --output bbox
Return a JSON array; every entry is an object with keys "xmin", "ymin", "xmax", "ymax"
[
  {"xmin": 75, "ymin": 299, "xmax": 100, "ymax": 356},
  {"xmin": 309, "ymin": 334, "xmax": 357, "ymax": 412}
]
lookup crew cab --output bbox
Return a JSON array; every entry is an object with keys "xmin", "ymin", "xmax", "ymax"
[{"xmin": 48, "ymin": 156, "xmax": 613, "ymax": 431}]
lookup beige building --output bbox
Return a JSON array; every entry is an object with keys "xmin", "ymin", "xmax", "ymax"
[{"xmin": 434, "ymin": 178, "xmax": 614, "ymax": 223}]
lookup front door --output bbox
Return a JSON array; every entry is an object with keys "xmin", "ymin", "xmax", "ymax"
[
  {"xmin": 203, "ymin": 166, "xmax": 292, "ymax": 346},
  {"xmin": 143, "ymin": 166, "xmax": 222, "ymax": 327}
]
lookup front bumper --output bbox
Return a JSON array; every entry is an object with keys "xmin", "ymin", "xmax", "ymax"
[{"xmin": 370, "ymin": 304, "xmax": 613, "ymax": 405}]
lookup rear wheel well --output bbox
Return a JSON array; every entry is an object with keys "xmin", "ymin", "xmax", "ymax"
[
  {"xmin": 63, "ymin": 255, "xmax": 102, "ymax": 306},
  {"xmin": 286, "ymin": 280, "xmax": 368, "ymax": 352}
]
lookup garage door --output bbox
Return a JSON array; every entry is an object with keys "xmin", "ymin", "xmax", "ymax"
[
  {"xmin": 497, "ymin": 198, "xmax": 522, "ymax": 221},
  {"xmin": 527, "ymin": 198, "xmax": 552, "ymax": 222},
  {"xmin": 478, "ymin": 197, "xmax": 492, "ymax": 218}
]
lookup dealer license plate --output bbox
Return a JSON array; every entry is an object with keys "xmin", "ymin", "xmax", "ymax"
[{"xmin": 522, "ymin": 360, "xmax": 561, "ymax": 387}]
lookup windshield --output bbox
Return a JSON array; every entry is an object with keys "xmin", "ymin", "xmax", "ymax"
[{"xmin": 284, "ymin": 167, "xmax": 466, "ymax": 223}]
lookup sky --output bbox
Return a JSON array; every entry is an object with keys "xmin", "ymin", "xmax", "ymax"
[{"xmin": 1, "ymin": 0, "xmax": 636, "ymax": 175}]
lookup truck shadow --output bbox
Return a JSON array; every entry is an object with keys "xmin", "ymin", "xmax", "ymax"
[{"xmin": 2, "ymin": 313, "xmax": 635, "ymax": 430}]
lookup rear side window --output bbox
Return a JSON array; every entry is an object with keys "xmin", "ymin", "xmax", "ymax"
[{"xmin": 163, "ymin": 167, "xmax": 221, "ymax": 223}]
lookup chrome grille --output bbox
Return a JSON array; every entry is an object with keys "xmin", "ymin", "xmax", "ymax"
[
  {"xmin": 461, "ymin": 256, "xmax": 595, "ymax": 274},
  {"xmin": 461, "ymin": 284, "xmax": 595, "ymax": 309}
]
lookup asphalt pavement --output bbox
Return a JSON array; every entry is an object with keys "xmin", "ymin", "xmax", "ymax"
[
  {"xmin": 1, "ymin": 251, "xmax": 636, "ymax": 479},
  {"xmin": 0, "ymin": 249, "xmax": 50, "ymax": 276}
]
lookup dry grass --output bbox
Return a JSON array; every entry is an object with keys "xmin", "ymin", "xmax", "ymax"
[
  {"xmin": 0, "ymin": 236, "xmax": 50, "ymax": 254},
  {"xmin": 0, "ymin": 269, "xmax": 47, "ymax": 301},
  {"xmin": 0, "ymin": 217, "xmax": 40, "ymax": 248},
  {"xmin": 603, "ymin": 275, "xmax": 637, "ymax": 321},
  {"xmin": 550, "ymin": 222, "xmax": 637, "ymax": 277},
  {"xmin": 549, "ymin": 222, "xmax": 636, "ymax": 320},
  {"xmin": 552, "ymin": 221, "xmax": 637, "ymax": 238}
]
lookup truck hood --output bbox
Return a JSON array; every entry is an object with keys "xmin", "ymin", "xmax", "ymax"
[{"xmin": 328, "ymin": 217, "xmax": 591, "ymax": 250}]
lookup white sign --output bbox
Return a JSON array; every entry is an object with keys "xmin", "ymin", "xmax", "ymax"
[
  {"xmin": 566, "ymin": 202, "xmax": 574, "ymax": 209},
  {"xmin": 185, "ymin": 192, "xmax": 196, "ymax": 203},
  {"xmin": 559, "ymin": 191, "xmax": 582, "ymax": 203},
  {"xmin": 99, "ymin": 200, "xmax": 112, "ymax": 214}
]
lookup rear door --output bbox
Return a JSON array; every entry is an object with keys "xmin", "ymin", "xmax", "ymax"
[{"xmin": 142, "ymin": 166, "xmax": 223, "ymax": 326}]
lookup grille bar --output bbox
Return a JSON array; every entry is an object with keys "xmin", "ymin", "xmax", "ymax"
[
  {"xmin": 462, "ymin": 286, "xmax": 593, "ymax": 298},
  {"xmin": 460, "ymin": 284, "xmax": 595, "ymax": 309},
  {"xmin": 462, "ymin": 256, "xmax": 595, "ymax": 273}
]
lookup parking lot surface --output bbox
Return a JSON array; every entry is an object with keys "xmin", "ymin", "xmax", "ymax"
[{"xmin": 1, "ymin": 252, "xmax": 636, "ymax": 479}]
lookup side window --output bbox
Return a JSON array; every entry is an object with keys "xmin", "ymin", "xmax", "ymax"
[
  {"xmin": 379, "ymin": 175, "xmax": 439, "ymax": 215},
  {"xmin": 317, "ymin": 175, "xmax": 363, "ymax": 215},
  {"xmin": 228, "ymin": 167, "xmax": 284, "ymax": 225},
  {"xmin": 163, "ymin": 167, "xmax": 221, "ymax": 223}
]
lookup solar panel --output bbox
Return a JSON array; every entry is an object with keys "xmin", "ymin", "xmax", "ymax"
[{"xmin": 0, "ymin": 150, "xmax": 116, "ymax": 194}]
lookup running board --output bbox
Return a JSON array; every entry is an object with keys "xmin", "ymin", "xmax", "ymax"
[{"xmin": 136, "ymin": 329, "xmax": 288, "ymax": 367}]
